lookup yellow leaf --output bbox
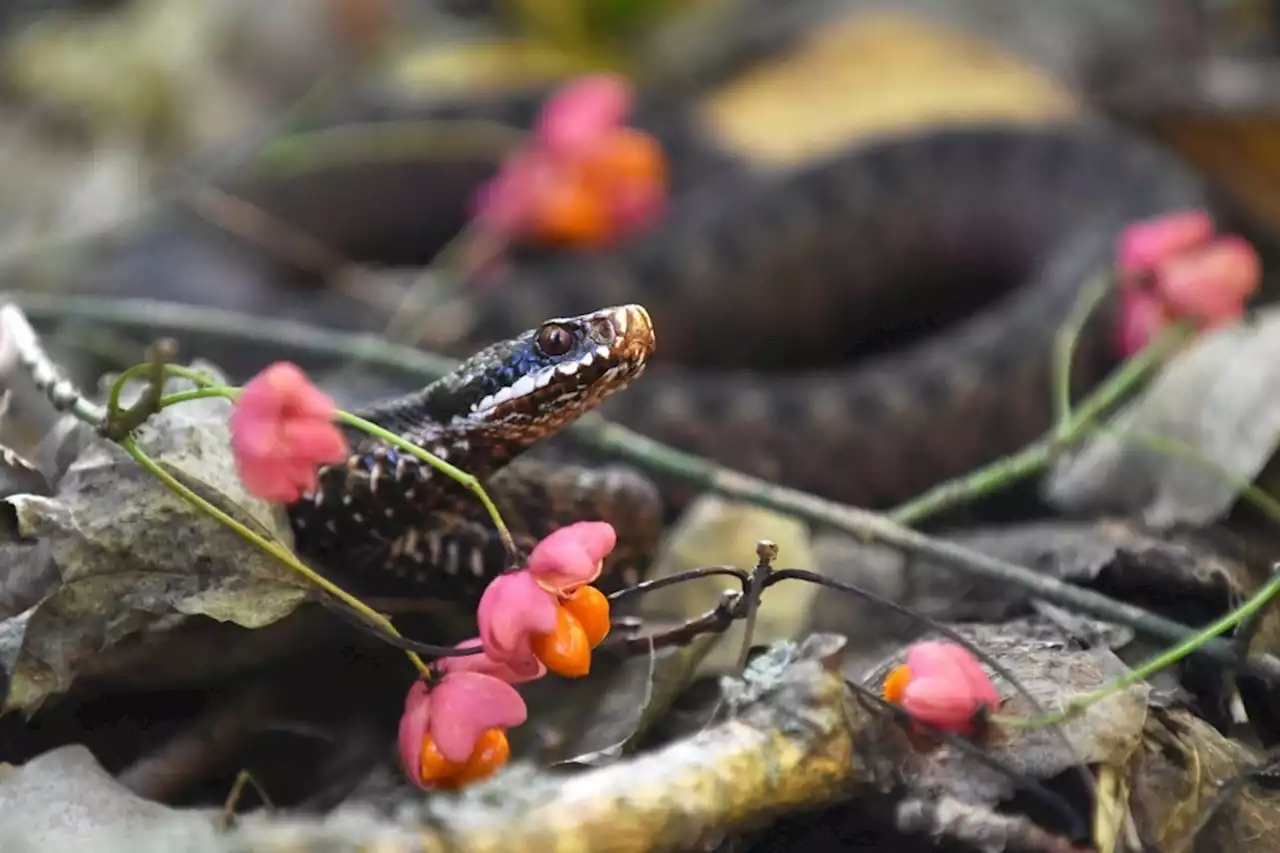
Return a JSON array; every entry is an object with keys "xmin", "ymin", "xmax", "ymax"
[{"xmin": 696, "ymin": 12, "xmax": 1080, "ymax": 166}]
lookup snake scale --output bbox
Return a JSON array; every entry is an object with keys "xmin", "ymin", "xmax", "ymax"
[{"xmin": 285, "ymin": 121, "xmax": 1214, "ymax": 604}]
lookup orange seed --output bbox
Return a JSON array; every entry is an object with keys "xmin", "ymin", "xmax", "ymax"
[
  {"xmin": 882, "ymin": 665, "xmax": 912, "ymax": 704},
  {"xmin": 449, "ymin": 728, "xmax": 511, "ymax": 788},
  {"xmin": 530, "ymin": 605, "xmax": 592, "ymax": 677},
  {"xmin": 418, "ymin": 735, "xmax": 466, "ymax": 788},
  {"xmin": 583, "ymin": 128, "xmax": 666, "ymax": 191},
  {"xmin": 531, "ymin": 174, "xmax": 610, "ymax": 247},
  {"xmin": 562, "ymin": 585, "xmax": 611, "ymax": 648}
]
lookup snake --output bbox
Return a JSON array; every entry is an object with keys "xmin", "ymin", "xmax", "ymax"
[
  {"xmin": 278, "ymin": 120, "xmax": 1213, "ymax": 605},
  {"xmin": 287, "ymin": 303, "xmax": 664, "ymax": 601}
]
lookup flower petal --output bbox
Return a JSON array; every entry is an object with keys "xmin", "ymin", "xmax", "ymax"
[
  {"xmin": 233, "ymin": 457, "xmax": 306, "ymax": 503},
  {"xmin": 428, "ymin": 672, "xmax": 528, "ymax": 764},
  {"xmin": 229, "ymin": 362, "xmax": 349, "ymax": 503},
  {"xmin": 527, "ymin": 522, "xmax": 617, "ymax": 591},
  {"xmin": 1158, "ymin": 236, "xmax": 1261, "ymax": 326},
  {"xmin": 901, "ymin": 675, "xmax": 985, "ymax": 733},
  {"xmin": 1117, "ymin": 209, "xmax": 1214, "ymax": 274},
  {"xmin": 439, "ymin": 637, "xmax": 546, "ymax": 683},
  {"xmin": 899, "ymin": 642, "xmax": 1000, "ymax": 727},
  {"xmin": 536, "ymin": 74, "xmax": 632, "ymax": 158},
  {"xmin": 280, "ymin": 419, "xmax": 349, "ymax": 466},
  {"xmin": 477, "ymin": 570, "xmax": 558, "ymax": 672},
  {"xmin": 1114, "ymin": 289, "xmax": 1170, "ymax": 358},
  {"xmin": 397, "ymin": 680, "xmax": 433, "ymax": 786}
]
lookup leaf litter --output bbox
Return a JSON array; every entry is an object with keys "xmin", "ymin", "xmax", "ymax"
[{"xmin": 0, "ymin": 363, "xmax": 313, "ymax": 715}]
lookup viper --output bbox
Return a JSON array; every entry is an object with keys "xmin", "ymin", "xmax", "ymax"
[
  {"xmin": 287, "ymin": 304, "xmax": 665, "ymax": 600},
  {"xmin": 281, "ymin": 121, "xmax": 1215, "ymax": 604}
]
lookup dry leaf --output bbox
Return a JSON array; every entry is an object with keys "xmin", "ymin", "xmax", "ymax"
[
  {"xmin": 0, "ymin": 365, "xmax": 311, "ymax": 715},
  {"xmin": 695, "ymin": 12, "xmax": 1080, "ymax": 167},
  {"xmin": 0, "ymin": 744, "xmax": 220, "ymax": 852},
  {"xmin": 1045, "ymin": 305, "xmax": 1280, "ymax": 526}
]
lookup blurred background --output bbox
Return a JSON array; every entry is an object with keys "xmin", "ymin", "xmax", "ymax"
[{"xmin": 3, "ymin": 0, "xmax": 1280, "ymax": 389}]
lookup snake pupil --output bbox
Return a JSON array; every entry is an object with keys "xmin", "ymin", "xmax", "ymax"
[{"xmin": 536, "ymin": 324, "xmax": 574, "ymax": 356}]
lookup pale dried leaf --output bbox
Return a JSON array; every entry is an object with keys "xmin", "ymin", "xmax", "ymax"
[
  {"xmin": 1045, "ymin": 306, "xmax": 1280, "ymax": 526},
  {"xmin": 0, "ymin": 364, "xmax": 311, "ymax": 714},
  {"xmin": 0, "ymin": 744, "xmax": 220, "ymax": 851}
]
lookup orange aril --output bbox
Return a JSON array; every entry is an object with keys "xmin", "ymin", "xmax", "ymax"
[
  {"xmin": 530, "ymin": 605, "xmax": 592, "ymax": 677},
  {"xmin": 531, "ymin": 173, "xmax": 610, "ymax": 247},
  {"xmin": 450, "ymin": 729, "xmax": 511, "ymax": 787},
  {"xmin": 562, "ymin": 585, "xmax": 611, "ymax": 648},
  {"xmin": 418, "ymin": 735, "xmax": 466, "ymax": 788},
  {"xmin": 582, "ymin": 129, "xmax": 665, "ymax": 191},
  {"xmin": 419, "ymin": 728, "xmax": 512, "ymax": 790},
  {"xmin": 882, "ymin": 665, "xmax": 912, "ymax": 704}
]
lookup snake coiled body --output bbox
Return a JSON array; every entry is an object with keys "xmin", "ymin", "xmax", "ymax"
[
  {"xmin": 280, "ymin": 119, "xmax": 1216, "ymax": 603},
  {"xmin": 174, "ymin": 111, "xmax": 1208, "ymax": 603},
  {"xmin": 415, "ymin": 123, "xmax": 1210, "ymax": 509}
]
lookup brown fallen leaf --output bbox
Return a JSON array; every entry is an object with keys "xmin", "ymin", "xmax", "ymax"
[{"xmin": 1131, "ymin": 706, "xmax": 1280, "ymax": 853}]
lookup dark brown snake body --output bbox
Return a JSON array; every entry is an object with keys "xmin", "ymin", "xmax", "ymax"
[{"xmin": 283, "ymin": 121, "xmax": 1212, "ymax": 602}]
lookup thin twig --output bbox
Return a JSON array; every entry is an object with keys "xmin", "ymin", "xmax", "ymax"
[
  {"xmin": 252, "ymin": 119, "xmax": 526, "ymax": 179},
  {"xmin": 573, "ymin": 416, "xmax": 1280, "ymax": 679},
  {"xmin": 734, "ymin": 540, "xmax": 777, "ymax": 673},
  {"xmin": 10, "ymin": 293, "xmax": 459, "ymax": 377},
  {"xmin": 0, "ymin": 304, "xmax": 106, "ymax": 425}
]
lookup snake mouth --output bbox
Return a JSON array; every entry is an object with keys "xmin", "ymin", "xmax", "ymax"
[{"xmin": 440, "ymin": 303, "xmax": 655, "ymax": 433}]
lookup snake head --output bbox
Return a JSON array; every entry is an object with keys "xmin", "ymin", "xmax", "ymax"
[{"xmin": 429, "ymin": 304, "xmax": 655, "ymax": 438}]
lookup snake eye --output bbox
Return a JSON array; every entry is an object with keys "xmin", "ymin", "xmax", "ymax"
[{"xmin": 536, "ymin": 323, "xmax": 574, "ymax": 357}]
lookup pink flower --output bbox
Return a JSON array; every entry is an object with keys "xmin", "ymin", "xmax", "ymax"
[
  {"xmin": 525, "ymin": 520, "xmax": 614, "ymax": 592},
  {"xmin": 882, "ymin": 642, "xmax": 1000, "ymax": 735},
  {"xmin": 228, "ymin": 362, "xmax": 349, "ymax": 503},
  {"xmin": 438, "ymin": 637, "xmax": 546, "ymax": 682},
  {"xmin": 1117, "ymin": 209, "xmax": 1214, "ymax": 274},
  {"xmin": 536, "ymin": 74, "xmax": 632, "ymax": 159},
  {"xmin": 1157, "ymin": 236, "xmax": 1260, "ymax": 322},
  {"xmin": 1114, "ymin": 211, "xmax": 1260, "ymax": 356},
  {"xmin": 476, "ymin": 522, "xmax": 616, "ymax": 678},
  {"xmin": 470, "ymin": 75, "xmax": 666, "ymax": 251},
  {"xmin": 397, "ymin": 671, "xmax": 527, "ymax": 790}
]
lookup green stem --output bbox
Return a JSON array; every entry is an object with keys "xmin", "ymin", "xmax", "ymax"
[
  {"xmin": 119, "ymin": 436, "xmax": 428, "ymax": 675},
  {"xmin": 105, "ymin": 362, "xmax": 162, "ymax": 422},
  {"xmin": 158, "ymin": 388, "xmax": 234, "ymax": 408},
  {"xmin": 887, "ymin": 323, "xmax": 1193, "ymax": 526},
  {"xmin": 253, "ymin": 120, "xmax": 527, "ymax": 179},
  {"xmin": 1053, "ymin": 273, "xmax": 1110, "ymax": 433}
]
